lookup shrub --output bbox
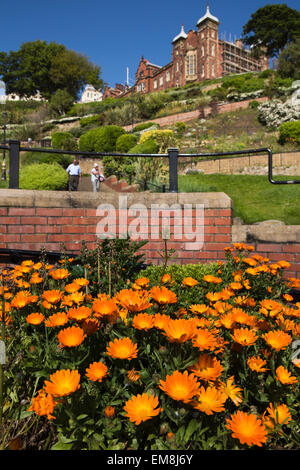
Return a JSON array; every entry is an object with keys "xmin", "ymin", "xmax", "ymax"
[
  {"xmin": 175, "ymin": 121, "xmax": 186, "ymax": 134},
  {"xmin": 278, "ymin": 120, "xmax": 300, "ymax": 145},
  {"xmin": 79, "ymin": 114, "xmax": 104, "ymax": 128},
  {"xmin": 116, "ymin": 133, "xmax": 138, "ymax": 153},
  {"xmin": 19, "ymin": 162, "xmax": 68, "ymax": 190},
  {"xmin": 79, "ymin": 125, "xmax": 125, "ymax": 152},
  {"xmin": 21, "ymin": 152, "xmax": 73, "ymax": 169},
  {"xmin": 133, "ymin": 122, "xmax": 158, "ymax": 132},
  {"xmin": 139, "ymin": 129, "xmax": 175, "ymax": 153},
  {"xmin": 128, "ymin": 138, "xmax": 158, "ymax": 155},
  {"xmin": 248, "ymin": 100, "xmax": 260, "ymax": 109},
  {"xmin": 51, "ymin": 132, "xmax": 77, "ymax": 151}
]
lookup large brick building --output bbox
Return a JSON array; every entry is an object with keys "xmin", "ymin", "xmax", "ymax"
[{"xmin": 105, "ymin": 5, "xmax": 269, "ymax": 99}]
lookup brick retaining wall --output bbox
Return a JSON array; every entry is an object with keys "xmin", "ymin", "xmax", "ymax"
[{"xmin": 0, "ymin": 189, "xmax": 299, "ymax": 278}]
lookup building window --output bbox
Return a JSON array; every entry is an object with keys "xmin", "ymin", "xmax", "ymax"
[
  {"xmin": 153, "ymin": 80, "xmax": 157, "ymax": 89},
  {"xmin": 186, "ymin": 52, "xmax": 197, "ymax": 76},
  {"xmin": 159, "ymin": 76, "xmax": 164, "ymax": 86},
  {"xmin": 211, "ymin": 44, "xmax": 215, "ymax": 56},
  {"xmin": 166, "ymin": 71, "xmax": 170, "ymax": 82},
  {"xmin": 201, "ymin": 45, "xmax": 205, "ymax": 56},
  {"xmin": 201, "ymin": 64, "xmax": 205, "ymax": 77},
  {"xmin": 212, "ymin": 63, "xmax": 215, "ymax": 77}
]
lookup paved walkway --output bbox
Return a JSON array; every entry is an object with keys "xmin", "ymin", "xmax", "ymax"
[{"xmin": 78, "ymin": 176, "xmax": 113, "ymax": 192}]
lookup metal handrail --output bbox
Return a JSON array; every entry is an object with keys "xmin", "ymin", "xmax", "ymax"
[{"xmin": 2, "ymin": 141, "xmax": 300, "ymax": 192}]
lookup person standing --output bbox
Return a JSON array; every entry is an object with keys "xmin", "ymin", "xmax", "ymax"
[
  {"xmin": 91, "ymin": 163, "xmax": 105, "ymax": 192},
  {"xmin": 66, "ymin": 159, "xmax": 82, "ymax": 191}
]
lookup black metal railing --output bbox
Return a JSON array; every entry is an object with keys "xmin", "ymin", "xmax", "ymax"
[{"xmin": 1, "ymin": 141, "xmax": 300, "ymax": 193}]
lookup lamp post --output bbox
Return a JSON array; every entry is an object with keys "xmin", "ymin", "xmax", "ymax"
[{"xmin": 1, "ymin": 112, "xmax": 7, "ymax": 181}]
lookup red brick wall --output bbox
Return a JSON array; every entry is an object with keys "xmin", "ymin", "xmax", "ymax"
[{"xmin": 0, "ymin": 192, "xmax": 299, "ymax": 279}]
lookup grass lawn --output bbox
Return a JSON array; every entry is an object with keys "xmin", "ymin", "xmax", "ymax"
[{"xmin": 178, "ymin": 173, "xmax": 300, "ymax": 225}]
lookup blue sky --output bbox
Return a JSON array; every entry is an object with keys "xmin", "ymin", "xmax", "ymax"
[{"xmin": 0, "ymin": 0, "xmax": 299, "ymax": 90}]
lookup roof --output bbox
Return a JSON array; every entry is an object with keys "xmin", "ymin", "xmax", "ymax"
[
  {"xmin": 197, "ymin": 5, "xmax": 219, "ymax": 26},
  {"xmin": 172, "ymin": 24, "xmax": 187, "ymax": 43}
]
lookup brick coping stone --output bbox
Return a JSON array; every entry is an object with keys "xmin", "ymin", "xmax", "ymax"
[{"xmin": 0, "ymin": 189, "xmax": 232, "ymax": 209}]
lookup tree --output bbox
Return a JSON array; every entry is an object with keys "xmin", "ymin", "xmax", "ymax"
[
  {"xmin": 50, "ymin": 89, "xmax": 75, "ymax": 115},
  {"xmin": 277, "ymin": 38, "xmax": 300, "ymax": 80},
  {"xmin": 242, "ymin": 4, "xmax": 300, "ymax": 58},
  {"xmin": 49, "ymin": 49, "xmax": 102, "ymax": 99},
  {"xmin": 0, "ymin": 40, "xmax": 103, "ymax": 101}
]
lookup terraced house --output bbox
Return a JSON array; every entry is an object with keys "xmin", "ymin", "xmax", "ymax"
[{"xmin": 104, "ymin": 4, "xmax": 269, "ymax": 99}]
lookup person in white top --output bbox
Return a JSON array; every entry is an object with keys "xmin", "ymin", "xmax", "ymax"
[
  {"xmin": 66, "ymin": 159, "xmax": 82, "ymax": 191},
  {"xmin": 91, "ymin": 163, "xmax": 105, "ymax": 192}
]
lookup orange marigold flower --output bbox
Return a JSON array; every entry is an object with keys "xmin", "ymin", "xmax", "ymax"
[
  {"xmin": 26, "ymin": 312, "xmax": 44, "ymax": 325},
  {"xmin": 161, "ymin": 273, "xmax": 172, "ymax": 283},
  {"xmin": 81, "ymin": 318, "xmax": 100, "ymax": 335},
  {"xmin": 104, "ymin": 406, "xmax": 115, "ymax": 418},
  {"xmin": 66, "ymin": 291, "xmax": 85, "ymax": 305},
  {"xmin": 44, "ymin": 369, "xmax": 80, "ymax": 397},
  {"xmin": 11, "ymin": 290, "xmax": 33, "ymax": 309},
  {"xmin": 277, "ymin": 260, "xmax": 291, "ymax": 269},
  {"xmin": 50, "ymin": 268, "xmax": 69, "ymax": 280},
  {"xmin": 45, "ymin": 312, "xmax": 69, "ymax": 327},
  {"xmin": 262, "ymin": 330, "xmax": 292, "ymax": 351},
  {"xmin": 159, "ymin": 370, "xmax": 200, "ymax": 403},
  {"xmin": 230, "ymin": 327, "xmax": 258, "ymax": 347},
  {"xmin": 203, "ymin": 275, "xmax": 223, "ymax": 284},
  {"xmin": 67, "ymin": 306, "xmax": 92, "ymax": 322},
  {"xmin": 28, "ymin": 389, "xmax": 56, "ymax": 420},
  {"xmin": 106, "ymin": 337, "xmax": 138, "ymax": 360},
  {"xmin": 124, "ymin": 393, "xmax": 162, "ymax": 425},
  {"xmin": 275, "ymin": 365, "xmax": 298, "ymax": 385},
  {"xmin": 189, "ymin": 354, "xmax": 224, "ymax": 382},
  {"xmin": 182, "ymin": 277, "xmax": 198, "ymax": 287},
  {"xmin": 132, "ymin": 313, "xmax": 154, "ymax": 330},
  {"xmin": 115, "ymin": 289, "xmax": 152, "ymax": 312},
  {"xmin": 189, "ymin": 304, "xmax": 210, "ymax": 315},
  {"xmin": 73, "ymin": 277, "xmax": 89, "ymax": 287},
  {"xmin": 293, "ymin": 358, "xmax": 300, "ymax": 368},
  {"xmin": 42, "ymin": 290, "xmax": 64, "ymax": 305},
  {"xmin": 65, "ymin": 282, "xmax": 81, "ymax": 294},
  {"xmin": 134, "ymin": 277, "xmax": 150, "ymax": 288},
  {"xmin": 219, "ymin": 312, "xmax": 236, "ymax": 330},
  {"xmin": 153, "ymin": 313, "xmax": 169, "ymax": 330},
  {"xmin": 247, "ymin": 356, "xmax": 269, "ymax": 373},
  {"xmin": 218, "ymin": 376, "xmax": 243, "ymax": 406},
  {"xmin": 163, "ymin": 318, "xmax": 197, "ymax": 343},
  {"xmin": 263, "ymin": 403, "xmax": 292, "ymax": 430},
  {"xmin": 30, "ymin": 273, "xmax": 43, "ymax": 284},
  {"xmin": 92, "ymin": 297, "xmax": 119, "ymax": 320},
  {"xmin": 242, "ymin": 257, "xmax": 257, "ymax": 266},
  {"xmin": 192, "ymin": 328, "xmax": 218, "ymax": 351},
  {"xmin": 85, "ymin": 361, "xmax": 108, "ymax": 383},
  {"xmin": 226, "ymin": 411, "xmax": 268, "ymax": 447},
  {"xmin": 231, "ymin": 308, "xmax": 253, "ymax": 326},
  {"xmin": 192, "ymin": 385, "xmax": 227, "ymax": 415},
  {"xmin": 57, "ymin": 326, "xmax": 86, "ymax": 348},
  {"xmin": 206, "ymin": 292, "xmax": 222, "ymax": 303},
  {"xmin": 127, "ymin": 369, "xmax": 141, "ymax": 382},
  {"xmin": 150, "ymin": 286, "xmax": 177, "ymax": 305},
  {"xmin": 230, "ymin": 282, "xmax": 243, "ymax": 291}
]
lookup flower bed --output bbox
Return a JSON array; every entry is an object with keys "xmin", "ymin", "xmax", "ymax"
[{"xmin": 0, "ymin": 242, "xmax": 299, "ymax": 450}]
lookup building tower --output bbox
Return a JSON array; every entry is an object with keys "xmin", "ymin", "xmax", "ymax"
[
  {"xmin": 172, "ymin": 25, "xmax": 187, "ymax": 88},
  {"xmin": 197, "ymin": 3, "xmax": 220, "ymax": 81}
]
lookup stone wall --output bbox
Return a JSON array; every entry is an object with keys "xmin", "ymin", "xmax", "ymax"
[{"xmin": 0, "ymin": 189, "xmax": 299, "ymax": 278}]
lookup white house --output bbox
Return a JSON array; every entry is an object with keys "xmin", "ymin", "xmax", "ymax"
[{"xmin": 79, "ymin": 84, "xmax": 103, "ymax": 103}]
